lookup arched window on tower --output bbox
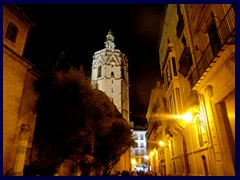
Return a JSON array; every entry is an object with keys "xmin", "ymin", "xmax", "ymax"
[
  {"xmin": 121, "ymin": 66, "xmax": 125, "ymax": 80},
  {"xmin": 98, "ymin": 66, "xmax": 102, "ymax": 78},
  {"xmin": 111, "ymin": 71, "xmax": 114, "ymax": 78}
]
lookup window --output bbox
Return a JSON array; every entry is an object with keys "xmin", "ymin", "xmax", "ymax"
[
  {"xmin": 111, "ymin": 71, "xmax": 114, "ymax": 78},
  {"xmin": 172, "ymin": 57, "xmax": 178, "ymax": 76},
  {"xmin": 182, "ymin": 35, "xmax": 187, "ymax": 47},
  {"xmin": 133, "ymin": 134, "xmax": 138, "ymax": 140},
  {"xmin": 169, "ymin": 94, "xmax": 176, "ymax": 114},
  {"xmin": 5, "ymin": 22, "xmax": 18, "ymax": 43},
  {"xmin": 135, "ymin": 149, "xmax": 139, "ymax": 156},
  {"xmin": 194, "ymin": 110, "xmax": 206, "ymax": 147},
  {"xmin": 97, "ymin": 66, "xmax": 102, "ymax": 78},
  {"xmin": 133, "ymin": 142, "xmax": 138, "ymax": 148},
  {"xmin": 208, "ymin": 21, "xmax": 221, "ymax": 56},
  {"xmin": 166, "ymin": 64, "xmax": 172, "ymax": 87},
  {"xmin": 176, "ymin": 5, "xmax": 184, "ymax": 38},
  {"xmin": 201, "ymin": 155, "xmax": 208, "ymax": 176},
  {"xmin": 140, "ymin": 135, "xmax": 144, "ymax": 140},
  {"xmin": 140, "ymin": 143, "xmax": 144, "ymax": 148},
  {"xmin": 173, "ymin": 161, "xmax": 176, "ymax": 174},
  {"xmin": 170, "ymin": 139, "xmax": 174, "ymax": 157}
]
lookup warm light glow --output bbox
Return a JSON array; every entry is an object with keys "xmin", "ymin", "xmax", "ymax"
[
  {"xmin": 131, "ymin": 159, "xmax": 136, "ymax": 165},
  {"xmin": 159, "ymin": 140, "xmax": 164, "ymax": 147},
  {"xmin": 149, "ymin": 151, "xmax": 154, "ymax": 157},
  {"xmin": 154, "ymin": 113, "xmax": 183, "ymax": 120},
  {"xmin": 144, "ymin": 155, "xmax": 149, "ymax": 159},
  {"xmin": 182, "ymin": 112, "xmax": 192, "ymax": 122}
]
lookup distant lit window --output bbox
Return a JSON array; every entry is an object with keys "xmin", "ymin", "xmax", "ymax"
[
  {"xmin": 133, "ymin": 142, "xmax": 138, "ymax": 148},
  {"xmin": 133, "ymin": 134, "xmax": 138, "ymax": 140},
  {"xmin": 140, "ymin": 135, "xmax": 144, "ymax": 140},
  {"xmin": 196, "ymin": 114, "xmax": 206, "ymax": 147},
  {"xmin": 135, "ymin": 149, "xmax": 139, "ymax": 156},
  {"xmin": 97, "ymin": 66, "xmax": 102, "ymax": 78},
  {"xmin": 140, "ymin": 143, "xmax": 144, "ymax": 148},
  {"xmin": 166, "ymin": 64, "xmax": 172, "ymax": 87},
  {"xmin": 5, "ymin": 22, "xmax": 18, "ymax": 43}
]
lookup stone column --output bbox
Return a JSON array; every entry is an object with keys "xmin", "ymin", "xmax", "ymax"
[{"xmin": 13, "ymin": 124, "xmax": 30, "ymax": 176}]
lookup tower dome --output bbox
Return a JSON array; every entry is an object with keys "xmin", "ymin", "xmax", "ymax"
[{"xmin": 104, "ymin": 29, "xmax": 116, "ymax": 49}]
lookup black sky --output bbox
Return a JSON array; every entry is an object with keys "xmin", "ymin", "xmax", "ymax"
[{"xmin": 20, "ymin": 4, "xmax": 167, "ymax": 126}]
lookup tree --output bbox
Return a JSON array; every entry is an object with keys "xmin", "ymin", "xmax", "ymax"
[
  {"xmin": 94, "ymin": 115, "xmax": 134, "ymax": 175},
  {"xmin": 27, "ymin": 67, "xmax": 134, "ymax": 176}
]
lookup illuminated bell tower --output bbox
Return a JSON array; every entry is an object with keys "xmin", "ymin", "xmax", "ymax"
[
  {"xmin": 91, "ymin": 30, "xmax": 130, "ymax": 122},
  {"xmin": 91, "ymin": 30, "xmax": 130, "ymax": 173}
]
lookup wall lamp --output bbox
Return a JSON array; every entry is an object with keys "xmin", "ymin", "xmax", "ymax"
[{"xmin": 182, "ymin": 111, "xmax": 200, "ymax": 124}]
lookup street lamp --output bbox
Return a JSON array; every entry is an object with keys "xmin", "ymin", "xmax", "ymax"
[
  {"xmin": 149, "ymin": 151, "xmax": 154, "ymax": 157},
  {"xmin": 143, "ymin": 155, "xmax": 150, "ymax": 172},
  {"xmin": 159, "ymin": 140, "xmax": 164, "ymax": 147},
  {"xmin": 182, "ymin": 112, "xmax": 193, "ymax": 123},
  {"xmin": 144, "ymin": 155, "xmax": 149, "ymax": 160}
]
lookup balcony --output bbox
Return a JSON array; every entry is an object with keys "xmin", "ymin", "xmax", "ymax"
[
  {"xmin": 189, "ymin": 5, "xmax": 235, "ymax": 89},
  {"xmin": 153, "ymin": 119, "xmax": 162, "ymax": 132},
  {"xmin": 184, "ymin": 90, "xmax": 199, "ymax": 111},
  {"xmin": 178, "ymin": 47, "xmax": 193, "ymax": 77}
]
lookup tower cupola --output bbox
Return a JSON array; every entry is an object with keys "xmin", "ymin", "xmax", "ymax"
[{"xmin": 104, "ymin": 29, "xmax": 115, "ymax": 49}]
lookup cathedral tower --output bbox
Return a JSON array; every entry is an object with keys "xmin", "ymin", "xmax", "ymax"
[
  {"xmin": 91, "ymin": 30, "xmax": 131, "ymax": 172},
  {"xmin": 91, "ymin": 30, "xmax": 130, "ymax": 122}
]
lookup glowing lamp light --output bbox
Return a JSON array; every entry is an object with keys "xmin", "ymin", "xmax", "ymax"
[
  {"xmin": 144, "ymin": 155, "xmax": 149, "ymax": 159},
  {"xmin": 159, "ymin": 140, "xmax": 164, "ymax": 147},
  {"xmin": 131, "ymin": 159, "xmax": 136, "ymax": 165},
  {"xmin": 149, "ymin": 151, "xmax": 154, "ymax": 157},
  {"xmin": 182, "ymin": 112, "xmax": 192, "ymax": 123}
]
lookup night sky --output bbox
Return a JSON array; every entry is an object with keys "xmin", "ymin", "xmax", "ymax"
[{"xmin": 20, "ymin": 4, "xmax": 167, "ymax": 126}]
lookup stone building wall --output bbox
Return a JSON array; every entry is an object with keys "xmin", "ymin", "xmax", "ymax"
[{"xmin": 3, "ymin": 5, "xmax": 38, "ymax": 176}]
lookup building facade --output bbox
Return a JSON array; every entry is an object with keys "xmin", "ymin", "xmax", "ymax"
[
  {"xmin": 130, "ymin": 128, "xmax": 148, "ymax": 172},
  {"xmin": 3, "ymin": 5, "xmax": 39, "ymax": 176},
  {"xmin": 146, "ymin": 81, "xmax": 172, "ymax": 176},
  {"xmin": 147, "ymin": 4, "xmax": 235, "ymax": 176},
  {"xmin": 91, "ymin": 30, "xmax": 131, "ymax": 173}
]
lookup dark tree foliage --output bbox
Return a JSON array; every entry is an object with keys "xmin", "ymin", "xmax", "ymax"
[
  {"xmin": 28, "ymin": 67, "xmax": 134, "ymax": 175},
  {"xmin": 94, "ymin": 117, "xmax": 134, "ymax": 175}
]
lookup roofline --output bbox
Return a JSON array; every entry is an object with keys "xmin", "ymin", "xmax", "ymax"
[{"xmin": 4, "ymin": 4, "xmax": 35, "ymax": 28}]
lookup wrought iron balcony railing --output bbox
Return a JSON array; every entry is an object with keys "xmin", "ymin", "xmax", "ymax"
[
  {"xmin": 178, "ymin": 47, "xmax": 193, "ymax": 77},
  {"xmin": 188, "ymin": 5, "xmax": 235, "ymax": 89}
]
